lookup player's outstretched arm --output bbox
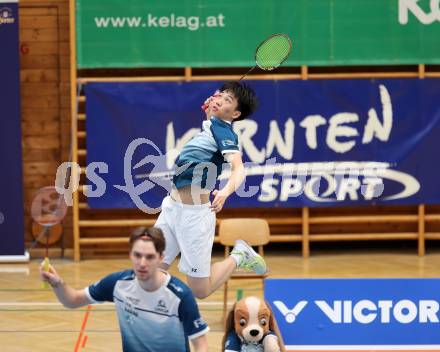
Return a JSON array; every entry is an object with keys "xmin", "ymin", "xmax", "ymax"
[
  {"xmin": 39, "ymin": 262, "xmax": 92, "ymax": 309},
  {"xmin": 210, "ymin": 153, "xmax": 245, "ymax": 213},
  {"xmin": 191, "ymin": 334, "xmax": 209, "ymax": 352}
]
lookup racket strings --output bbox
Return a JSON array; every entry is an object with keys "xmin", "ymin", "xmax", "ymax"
[{"xmin": 255, "ymin": 34, "xmax": 292, "ymax": 70}]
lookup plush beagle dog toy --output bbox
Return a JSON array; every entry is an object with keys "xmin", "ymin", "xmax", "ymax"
[{"xmin": 222, "ymin": 296, "xmax": 285, "ymax": 352}]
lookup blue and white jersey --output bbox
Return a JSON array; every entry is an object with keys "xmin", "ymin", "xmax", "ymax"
[
  {"xmin": 173, "ymin": 117, "xmax": 240, "ymax": 190},
  {"xmin": 224, "ymin": 330, "xmax": 277, "ymax": 352},
  {"xmin": 84, "ymin": 270, "xmax": 209, "ymax": 352}
]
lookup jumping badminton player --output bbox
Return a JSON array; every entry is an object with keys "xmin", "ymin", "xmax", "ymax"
[
  {"xmin": 40, "ymin": 227, "xmax": 209, "ymax": 352},
  {"xmin": 156, "ymin": 81, "xmax": 267, "ymax": 299}
]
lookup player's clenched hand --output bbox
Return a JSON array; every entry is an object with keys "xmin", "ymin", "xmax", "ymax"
[
  {"xmin": 210, "ymin": 189, "xmax": 228, "ymax": 213},
  {"xmin": 40, "ymin": 262, "xmax": 63, "ymax": 287},
  {"xmin": 201, "ymin": 91, "xmax": 221, "ymax": 118}
]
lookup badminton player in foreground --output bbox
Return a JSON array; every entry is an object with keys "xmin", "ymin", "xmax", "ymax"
[
  {"xmin": 156, "ymin": 81, "xmax": 267, "ymax": 299},
  {"xmin": 40, "ymin": 227, "xmax": 209, "ymax": 352}
]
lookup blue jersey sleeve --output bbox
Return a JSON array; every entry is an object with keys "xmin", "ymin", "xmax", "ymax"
[
  {"xmin": 224, "ymin": 330, "xmax": 241, "ymax": 351},
  {"xmin": 178, "ymin": 291, "xmax": 209, "ymax": 339},
  {"xmin": 86, "ymin": 270, "xmax": 133, "ymax": 303},
  {"xmin": 210, "ymin": 119, "xmax": 240, "ymax": 155}
]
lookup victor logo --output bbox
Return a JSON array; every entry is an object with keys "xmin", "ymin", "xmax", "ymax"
[
  {"xmin": 273, "ymin": 299, "xmax": 440, "ymax": 324},
  {"xmin": 273, "ymin": 300, "xmax": 308, "ymax": 323}
]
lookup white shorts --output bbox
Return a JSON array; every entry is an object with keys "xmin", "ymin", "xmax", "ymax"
[{"xmin": 155, "ymin": 196, "xmax": 216, "ymax": 278}]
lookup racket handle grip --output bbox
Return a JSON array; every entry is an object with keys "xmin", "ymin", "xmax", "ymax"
[{"xmin": 42, "ymin": 257, "xmax": 50, "ymax": 289}]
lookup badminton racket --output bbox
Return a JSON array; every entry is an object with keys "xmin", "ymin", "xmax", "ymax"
[
  {"xmin": 201, "ymin": 33, "xmax": 293, "ymax": 110},
  {"xmin": 239, "ymin": 33, "xmax": 293, "ymax": 80},
  {"xmin": 31, "ymin": 186, "xmax": 67, "ymax": 288}
]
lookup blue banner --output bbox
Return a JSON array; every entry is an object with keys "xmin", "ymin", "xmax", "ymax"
[
  {"xmin": 85, "ymin": 79, "xmax": 440, "ymax": 211},
  {"xmin": 265, "ymin": 278, "xmax": 440, "ymax": 350},
  {"xmin": 0, "ymin": 1, "xmax": 25, "ymax": 255}
]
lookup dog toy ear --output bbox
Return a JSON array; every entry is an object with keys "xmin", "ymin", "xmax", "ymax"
[
  {"xmin": 221, "ymin": 302, "xmax": 237, "ymax": 349},
  {"xmin": 265, "ymin": 300, "xmax": 287, "ymax": 352}
]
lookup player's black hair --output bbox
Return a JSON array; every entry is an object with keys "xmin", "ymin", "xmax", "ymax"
[{"xmin": 219, "ymin": 81, "xmax": 258, "ymax": 121}]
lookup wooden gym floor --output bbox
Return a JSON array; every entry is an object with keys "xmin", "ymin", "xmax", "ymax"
[{"xmin": 1, "ymin": 247, "xmax": 440, "ymax": 352}]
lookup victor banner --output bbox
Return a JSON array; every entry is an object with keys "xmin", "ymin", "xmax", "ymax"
[
  {"xmin": 76, "ymin": 0, "xmax": 440, "ymax": 68},
  {"xmin": 0, "ymin": 0, "xmax": 26, "ymax": 258},
  {"xmin": 83, "ymin": 78, "xmax": 440, "ymax": 212},
  {"xmin": 265, "ymin": 278, "xmax": 440, "ymax": 350}
]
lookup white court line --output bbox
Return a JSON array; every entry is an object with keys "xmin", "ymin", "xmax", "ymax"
[
  {"xmin": 286, "ymin": 346, "xmax": 440, "ymax": 351},
  {"xmin": 0, "ymin": 267, "xmax": 29, "ymax": 274}
]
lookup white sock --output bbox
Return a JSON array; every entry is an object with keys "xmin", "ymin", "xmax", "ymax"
[{"xmin": 230, "ymin": 252, "xmax": 242, "ymax": 267}]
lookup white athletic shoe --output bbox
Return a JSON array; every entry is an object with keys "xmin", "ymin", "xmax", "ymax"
[{"xmin": 231, "ymin": 239, "xmax": 267, "ymax": 275}]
